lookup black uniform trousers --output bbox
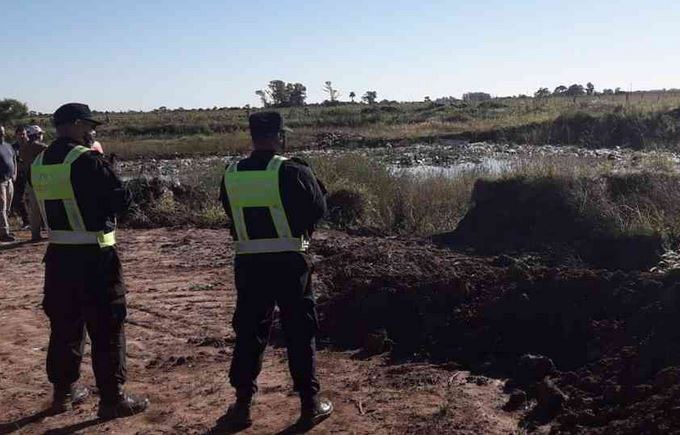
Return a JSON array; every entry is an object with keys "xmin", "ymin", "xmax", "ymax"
[
  {"xmin": 42, "ymin": 245, "xmax": 127, "ymax": 399},
  {"xmin": 229, "ymin": 251, "xmax": 320, "ymax": 398},
  {"xmin": 11, "ymin": 171, "xmax": 28, "ymax": 224}
]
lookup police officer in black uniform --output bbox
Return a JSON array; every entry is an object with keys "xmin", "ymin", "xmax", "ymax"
[
  {"xmin": 218, "ymin": 112, "xmax": 332, "ymax": 430},
  {"xmin": 30, "ymin": 103, "xmax": 149, "ymax": 419}
]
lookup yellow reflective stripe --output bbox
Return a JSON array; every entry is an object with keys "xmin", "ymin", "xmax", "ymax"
[
  {"xmin": 63, "ymin": 146, "xmax": 90, "ymax": 164},
  {"xmin": 266, "ymin": 155, "xmax": 287, "ymax": 170},
  {"xmin": 265, "ymin": 156, "xmax": 293, "ymax": 238},
  {"xmin": 61, "ymin": 146, "xmax": 90, "ymax": 231},
  {"xmin": 49, "ymin": 230, "xmax": 116, "ymax": 246},
  {"xmin": 270, "ymin": 207, "xmax": 292, "ymax": 238},
  {"xmin": 97, "ymin": 231, "xmax": 116, "ymax": 247},
  {"xmin": 235, "ymin": 207, "xmax": 248, "ymax": 241},
  {"xmin": 63, "ymin": 199, "xmax": 86, "ymax": 231},
  {"xmin": 235, "ymin": 237, "xmax": 309, "ymax": 254},
  {"xmin": 225, "ymin": 161, "xmax": 250, "ymax": 241}
]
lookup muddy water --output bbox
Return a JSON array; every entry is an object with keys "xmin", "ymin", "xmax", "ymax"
[{"xmin": 117, "ymin": 140, "xmax": 680, "ymax": 184}]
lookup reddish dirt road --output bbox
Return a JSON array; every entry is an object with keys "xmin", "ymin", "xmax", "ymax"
[{"xmin": 0, "ymin": 229, "xmax": 518, "ymax": 434}]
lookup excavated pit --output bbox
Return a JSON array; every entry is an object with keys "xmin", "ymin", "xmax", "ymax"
[{"xmin": 312, "ymin": 230, "xmax": 680, "ymax": 433}]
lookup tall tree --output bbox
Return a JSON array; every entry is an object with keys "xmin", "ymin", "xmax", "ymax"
[
  {"xmin": 323, "ymin": 81, "xmax": 340, "ymax": 102},
  {"xmin": 268, "ymin": 80, "xmax": 289, "ymax": 106},
  {"xmin": 534, "ymin": 88, "xmax": 551, "ymax": 98},
  {"xmin": 349, "ymin": 91, "xmax": 356, "ymax": 103},
  {"xmin": 586, "ymin": 82, "xmax": 595, "ymax": 96},
  {"xmin": 289, "ymin": 83, "xmax": 307, "ymax": 107},
  {"xmin": 255, "ymin": 90, "xmax": 269, "ymax": 107},
  {"xmin": 553, "ymin": 85, "xmax": 568, "ymax": 96},
  {"xmin": 0, "ymin": 99, "xmax": 28, "ymax": 124},
  {"xmin": 362, "ymin": 91, "xmax": 377, "ymax": 104},
  {"xmin": 565, "ymin": 84, "xmax": 586, "ymax": 97}
]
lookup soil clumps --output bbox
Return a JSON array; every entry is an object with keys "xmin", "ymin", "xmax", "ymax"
[{"xmin": 312, "ymin": 232, "xmax": 680, "ymax": 433}]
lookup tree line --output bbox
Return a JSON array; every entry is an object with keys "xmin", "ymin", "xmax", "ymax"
[
  {"xmin": 255, "ymin": 80, "xmax": 378, "ymax": 108},
  {"xmin": 534, "ymin": 83, "xmax": 627, "ymax": 98}
]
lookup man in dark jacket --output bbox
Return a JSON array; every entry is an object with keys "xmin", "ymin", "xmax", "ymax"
[
  {"xmin": 29, "ymin": 103, "xmax": 148, "ymax": 419},
  {"xmin": 218, "ymin": 112, "xmax": 332, "ymax": 430},
  {"xmin": 10, "ymin": 125, "xmax": 29, "ymax": 228}
]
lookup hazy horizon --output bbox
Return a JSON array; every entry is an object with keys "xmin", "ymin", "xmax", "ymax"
[{"xmin": 2, "ymin": 0, "xmax": 679, "ymax": 113}]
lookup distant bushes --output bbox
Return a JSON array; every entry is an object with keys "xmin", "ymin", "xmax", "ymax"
[
  {"xmin": 478, "ymin": 108, "xmax": 680, "ymax": 150},
  {"xmin": 105, "ymin": 122, "xmax": 244, "ymax": 138}
]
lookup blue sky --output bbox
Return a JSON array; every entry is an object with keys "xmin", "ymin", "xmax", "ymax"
[{"xmin": 1, "ymin": 0, "xmax": 679, "ymax": 112}]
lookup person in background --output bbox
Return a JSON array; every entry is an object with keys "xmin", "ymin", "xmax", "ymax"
[
  {"xmin": 20, "ymin": 125, "xmax": 47, "ymax": 241},
  {"xmin": 10, "ymin": 125, "xmax": 29, "ymax": 227},
  {"xmin": 0, "ymin": 126, "xmax": 18, "ymax": 242},
  {"xmin": 12, "ymin": 125, "xmax": 28, "ymax": 152}
]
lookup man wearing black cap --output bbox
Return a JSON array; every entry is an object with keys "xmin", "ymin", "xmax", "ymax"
[
  {"xmin": 29, "ymin": 103, "xmax": 149, "ymax": 419},
  {"xmin": 218, "ymin": 111, "xmax": 332, "ymax": 430}
]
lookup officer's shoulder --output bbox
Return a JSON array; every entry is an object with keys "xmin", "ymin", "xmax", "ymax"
[
  {"xmin": 285, "ymin": 156, "xmax": 313, "ymax": 168},
  {"xmin": 283, "ymin": 157, "xmax": 317, "ymax": 176},
  {"xmin": 284, "ymin": 157, "xmax": 314, "ymax": 173},
  {"xmin": 76, "ymin": 148, "xmax": 112, "ymax": 170}
]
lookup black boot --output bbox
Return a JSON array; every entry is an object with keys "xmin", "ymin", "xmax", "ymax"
[
  {"xmin": 97, "ymin": 387, "xmax": 149, "ymax": 420},
  {"xmin": 296, "ymin": 395, "xmax": 333, "ymax": 429},
  {"xmin": 49, "ymin": 384, "xmax": 90, "ymax": 414},
  {"xmin": 216, "ymin": 397, "xmax": 253, "ymax": 430}
]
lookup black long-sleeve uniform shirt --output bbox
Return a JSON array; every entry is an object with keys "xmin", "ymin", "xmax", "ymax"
[{"xmin": 219, "ymin": 151, "xmax": 327, "ymax": 242}]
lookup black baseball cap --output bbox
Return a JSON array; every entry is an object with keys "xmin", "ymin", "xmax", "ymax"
[
  {"xmin": 248, "ymin": 111, "xmax": 292, "ymax": 137},
  {"xmin": 53, "ymin": 103, "xmax": 103, "ymax": 126}
]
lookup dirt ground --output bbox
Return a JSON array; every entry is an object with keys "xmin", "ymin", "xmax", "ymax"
[{"xmin": 0, "ymin": 229, "xmax": 518, "ymax": 435}]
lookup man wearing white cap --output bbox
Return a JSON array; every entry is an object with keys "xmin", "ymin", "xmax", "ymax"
[{"xmin": 19, "ymin": 125, "xmax": 47, "ymax": 241}]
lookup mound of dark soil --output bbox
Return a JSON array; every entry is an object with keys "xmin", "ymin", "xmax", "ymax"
[
  {"xmin": 120, "ymin": 177, "xmax": 221, "ymax": 228},
  {"xmin": 436, "ymin": 175, "xmax": 670, "ymax": 270},
  {"xmin": 313, "ymin": 233, "xmax": 680, "ymax": 433}
]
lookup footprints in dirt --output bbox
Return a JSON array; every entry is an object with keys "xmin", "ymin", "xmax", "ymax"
[{"xmin": 145, "ymin": 335, "xmax": 235, "ymax": 371}]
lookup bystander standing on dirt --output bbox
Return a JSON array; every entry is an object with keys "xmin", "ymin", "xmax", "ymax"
[
  {"xmin": 10, "ymin": 125, "xmax": 30, "ymax": 227},
  {"xmin": 0, "ymin": 126, "xmax": 18, "ymax": 242},
  {"xmin": 28, "ymin": 103, "xmax": 149, "ymax": 419},
  {"xmin": 11, "ymin": 125, "xmax": 28, "ymax": 153},
  {"xmin": 217, "ymin": 111, "xmax": 332, "ymax": 431},
  {"xmin": 20, "ymin": 125, "xmax": 47, "ymax": 241}
]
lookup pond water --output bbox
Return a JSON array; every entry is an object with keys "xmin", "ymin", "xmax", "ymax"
[{"xmin": 117, "ymin": 140, "xmax": 680, "ymax": 184}]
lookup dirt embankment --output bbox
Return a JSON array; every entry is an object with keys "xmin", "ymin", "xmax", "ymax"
[
  {"xmin": 311, "ymin": 232, "xmax": 680, "ymax": 433},
  {"xmin": 435, "ymin": 173, "xmax": 680, "ymax": 271}
]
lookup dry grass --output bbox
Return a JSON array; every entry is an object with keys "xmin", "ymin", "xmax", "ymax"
[{"xmin": 308, "ymin": 153, "xmax": 485, "ymax": 234}]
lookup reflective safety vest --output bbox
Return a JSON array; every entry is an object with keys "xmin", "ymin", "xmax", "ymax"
[
  {"xmin": 31, "ymin": 145, "xmax": 116, "ymax": 248},
  {"xmin": 224, "ymin": 155, "xmax": 309, "ymax": 254}
]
